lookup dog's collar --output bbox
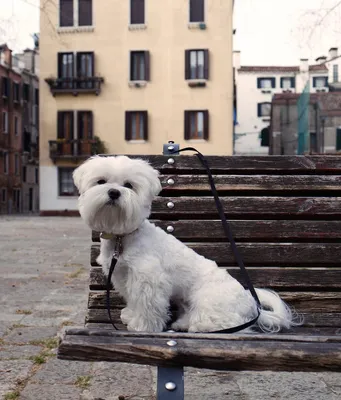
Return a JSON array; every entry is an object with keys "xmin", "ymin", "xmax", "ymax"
[{"xmin": 100, "ymin": 228, "xmax": 139, "ymax": 241}]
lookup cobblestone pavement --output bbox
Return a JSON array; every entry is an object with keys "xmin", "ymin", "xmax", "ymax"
[{"xmin": 0, "ymin": 216, "xmax": 340, "ymax": 400}]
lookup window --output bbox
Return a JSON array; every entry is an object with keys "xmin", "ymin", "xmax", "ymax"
[
  {"xmin": 257, "ymin": 102, "xmax": 271, "ymax": 117},
  {"xmin": 60, "ymin": 0, "xmax": 74, "ymax": 27},
  {"xmin": 336, "ymin": 127, "xmax": 341, "ymax": 151},
  {"xmin": 23, "ymin": 166, "xmax": 27, "ymax": 183},
  {"xmin": 79, "ymin": 0, "xmax": 92, "ymax": 26},
  {"xmin": 184, "ymin": 110, "xmax": 209, "ymax": 140},
  {"xmin": 280, "ymin": 77, "xmax": 295, "ymax": 89},
  {"xmin": 77, "ymin": 52, "xmax": 94, "ymax": 88},
  {"xmin": 34, "ymin": 88, "xmax": 39, "ymax": 105},
  {"xmin": 13, "ymin": 82, "xmax": 20, "ymax": 102},
  {"xmin": 3, "ymin": 151, "xmax": 9, "ymax": 174},
  {"xmin": 130, "ymin": 0, "xmax": 145, "ymax": 24},
  {"xmin": 14, "ymin": 116, "xmax": 19, "ymax": 136},
  {"xmin": 130, "ymin": 51, "xmax": 150, "ymax": 81},
  {"xmin": 333, "ymin": 65, "xmax": 339, "ymax": 83},
  {"xmin": 190, "ymin": 0, "xmax": 204, "ymax": 22},
  {"xmin": 15, "ymin": 153, "xmax": 19, "ymax": 175},
  {"xmin": 2, "ymin": 111, "xmax": 8, "ymax": 133},
  {"xmin": 313, "ymin": 76, "xmax": 328, "ymax": 88},
  {"xmin": 78, "ymin": 111, "xmax": 93, "ymax": 139},
  {"xmin": 1, "ymin": 188, "xmax": 6, "ymax": 203},
  {"xmin": 125, "ymin": 111, "xmax": 148, "ymax": 141},
  {"xmin": 185, "ymin": 49, "xmax": 209, "ymax": 80},
  {"xmin": 23, "ymin": 84, "xmax": 30, "ymax": 102},
  {"xmin": 13, "ymin": 189, "xmax": 21, "ymax": 211},
  {"xmin": 59, "ymin": 168, "xmax": 78, "ymax": 196},
  {"xmin": 310, "ymin": 132, "xmax": 317, "ymax": 153},
  {"xmin": 2, "ymin": 77, "xmax": 9, "ymax": 98},
  {"xmin": 57, "ymin": 111, "xmax": 74, "ymax": 140},
  {"xmin": 35, "ymin": 168, "xmax": 39, "ymax": 184},
  {"xmin": 257, "ymin": 77, "xmax": 275, "ymax": 89}
]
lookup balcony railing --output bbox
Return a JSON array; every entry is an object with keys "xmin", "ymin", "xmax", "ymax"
[
  {"xmin": 45, "ymin": 76, "xmax": 104, "ymax": 96},
  {"xmin": 49, "ymin": 139, "xmax": 97, "ymax": 162}
]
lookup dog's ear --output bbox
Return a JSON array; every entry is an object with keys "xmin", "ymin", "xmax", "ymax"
[
  {"xmin": 151, "ymin": 168, "xmax": 162, "ymax": 196},
  {"xmin": 73, "ymin": 157, "xmax": 94, "ymax": 193}
]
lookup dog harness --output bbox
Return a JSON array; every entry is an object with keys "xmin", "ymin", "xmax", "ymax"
[{"xmin": 104, "ymin": 148, "xmax": 262, "ymax": 334}]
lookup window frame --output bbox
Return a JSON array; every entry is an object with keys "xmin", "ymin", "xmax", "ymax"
[
  {"xmin": 2, "ymin": 111, "xmax": 8, "ymax": 134},
  {"xmin": 333, "ymin": 65, "xmax": 339, "ymax": 83},
  {"xmin": 125, "ymin": 111, "xmax": 148, "ymax": 141},
  {"xmin": 1, "ymin": 188, "xmax": 7, "ymax": 203},
  {"xmin": 257, "ymin": 77, "xmax": 276, "ymax": 89},
  {"xmin": 78, "ymin": 0, "xmax": 93, "ymax": 26},
  {"xmin": 77, "ymin": 110, "xmax": 93, "ymax": 139},
  {"xmin": 130, "ymin": 51, "xmax": 150, "ymax": 81},
  {"xmin": 189, "ymin": 0, "xmax": 205, "ymax": 23},
  {"xmin": 59, "ymin": 0, "xmax": 75, "ymax": 27},
  {"xmin": 14, "ymin": 153, "xmax": 19, "ymax": 176},
  {"xmin": 3, "ymin": 151, "xmax": 9, "ymax": 175},
  {"xmin": 58, "ymin": 168, "xmax": 78, "ymax": 197},
  {"xmin": 13, "ymin": 82, "xmax": 20, "ymax": 102},
  {"xmin": 184, "ymin": 110, "xmax": 209, "ymax": 140},
  {"xmin": 14, "ymin": 115, "xmax": 19, "ymax": 136},
  {"xmin": 257, "ymin": 102, "xmax": 272, "ymax": 118},
  {"xmin": 313, "ymin": 76, "xmax": 328, "ymax": 88},
  {"xmin": 280, "ymin": 77, "xmax": 295, "ymax": 89},
  {"xmin": 57, "ymin": 111, "xmax": 75, "ymax": 140},
  {"xmin": 185, "ymin": 49, "xmax": 209, "ymax": 80}
]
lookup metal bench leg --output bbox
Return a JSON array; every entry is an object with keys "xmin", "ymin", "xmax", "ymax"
[{"xmin": 157, "ymin": 366, "xmax": 184, "ymax": 400}]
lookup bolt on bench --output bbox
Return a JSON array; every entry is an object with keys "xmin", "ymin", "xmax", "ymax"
[{"xmin": 58, "ymin": 148, "xmax": 341, "ymax": 399}]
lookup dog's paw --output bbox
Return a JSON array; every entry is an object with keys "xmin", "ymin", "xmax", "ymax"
[
  {"xmin": 120, "ymin": 307, "xmax": 134, "ymax": 325},
  {"xmin": 171, "ymin": 317, "xmax": 190, "ymax": 332},
  {"xmin": 127, "ymin": 316, "xmax": 165, "ymax": 332}
]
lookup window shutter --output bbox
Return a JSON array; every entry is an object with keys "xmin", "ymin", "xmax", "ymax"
[
  {"xmin": 57, "ymin": 112, "xmax": 64, "ymax": 139},
  {"xmin": 271, "ymin": 77, "xmax": 276, "ymax": 88},
  {"xmin": 89, "ymin": 111, "xmax": 93, "ymax": 139},
  {"xmin": 190, "ymin": 0, "xmax": 204, "ymax": 22},
  {"xmin": 131, "ymin": 0, "xmax": 145, "ymax": 24},
  {"xmin": 257, "ymin": 103, "xmax": 262, "ymax": 117},
  {"xmin": 312, "ymin": 77, "xmax": 316, "ymax": 88},
  {"xmin": 144, "ymin": 51, "xmax": 150, "ymax": 81},
  {"xmin": 143, "ymin": 111, "xmax": 148, "ymax": 141},
  {"xmin": 79, "ymin": 0, "xmax": 92, "ymax": 26},
  {"xmin": 291, "ymin": 77, "xmax": 295, "ymax": 88},
  {"xmin": 125, "ymin": 112, "xmax": 131, "ymax": 140},
  {"xmin": 185, "ymin": 50, "xmax": 190, "ymax": 80},
  {"xmin": 204, "ymin": 49, "xmax": 209, "ymax": 80},
  {"xmin": 280, "ymin": 78, "xmax": 283, "ymax": 88},
  {"xmin": 336, "ymin": 128, "xmax": 341, "ymax": 151},
  {"xmin": 60, "ymin": 0, "xmax": 74, "ymax": 27},
  {"xmin": 203, "ymin": 110, "xmax": 209, "ymax": 140},
  {"xmin": 324, "ymin": 77, "xmax": 328, "ymax": 87},
  {"xmin": 70, "ymin": 111, "xmax": 74, "ymax": 139},
  {"xmin": 184, "ymin": 111, "xmax": 190, "ymax": 139},
  {"xmin": 257, "ymin": 78, "xmax": 261, "ymax": 88}
]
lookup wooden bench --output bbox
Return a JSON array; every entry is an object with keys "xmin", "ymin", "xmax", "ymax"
[{"xmin": 58, "ymin": 146, "xmax": 341, "ymax": 399}]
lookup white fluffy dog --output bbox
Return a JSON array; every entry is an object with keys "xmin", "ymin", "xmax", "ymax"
[{"xmin": 73, "ymin": 155, "xmax": 300, "ymax": 333}]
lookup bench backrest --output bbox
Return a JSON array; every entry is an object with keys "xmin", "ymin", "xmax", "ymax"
[{"xmin": 89, "ymin": 155, "xmax": 341, "ymax": 335}]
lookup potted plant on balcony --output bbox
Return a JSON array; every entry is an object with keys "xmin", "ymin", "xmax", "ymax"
[{"xmin": 91, "ymin": 136, "xmax": 108, "ymax": 155}]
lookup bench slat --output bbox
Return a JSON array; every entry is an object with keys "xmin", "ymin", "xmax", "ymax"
[
  {"xmin": 160, "ymin": 175, "xmax": 341, "ymax": 191},
  {"xmin": 89, "ymin": 267, "xmax": 341, "ymax": 290},
  {"xmin": 91, "ymin": 243, "xmax": 341, "ymax": 266},
  {"xmin": 58, "ymin": 330, "xmax": 341, "ymax": 371},
  {"xmin": 85, "ymin": 309, "xmax": 341, "ymax": 327},
  {"xmin": 93, "ymin": 220, "xmax": 341, "ymax": 242},
  {"xmin": 151, "ymin": 197, "xmax": 341, "ymax": 218},
  {"xmin": 87, "ymin": 291, "xmax": 341, "ymax": 313}
]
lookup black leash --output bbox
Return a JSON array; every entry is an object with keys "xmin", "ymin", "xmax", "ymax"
[
  {"xmin": 173, "ymin": 147, "xmax": 261, "ymax": 334},
  {"xmin": 105, "ymin": 148, "xmax": 262, "ymax": 333}
]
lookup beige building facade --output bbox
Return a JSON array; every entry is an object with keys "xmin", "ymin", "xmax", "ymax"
[{"xmin": 39, "ymin": 0, "xmax": 234, "ymax": 214}]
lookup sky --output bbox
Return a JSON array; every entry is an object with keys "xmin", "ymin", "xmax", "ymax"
[{"xmin": 0, "ymin": 0, "xmax": 341, "ymax": 65}]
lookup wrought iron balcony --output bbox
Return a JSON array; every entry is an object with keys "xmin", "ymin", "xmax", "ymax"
[
  {"xmin": 49, "ymin": 139, "xmax": 97, "ymax": 162},
  {"xmin": 45, "ymin": 76, "xmax": 104, "ymax": 96}
]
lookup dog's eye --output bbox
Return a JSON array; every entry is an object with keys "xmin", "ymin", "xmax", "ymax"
[
  {"xmin": 124, "ymin": 182, "xmax": 133, "ymax": 190},
  {"xmin": 97, "ymin": 179, "xmax": 106, "ymax": 185}
]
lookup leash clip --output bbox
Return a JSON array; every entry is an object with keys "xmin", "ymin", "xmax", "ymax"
[{"xmin": 113, "ymin": 236, "xmax": 123, "ymax": 259}]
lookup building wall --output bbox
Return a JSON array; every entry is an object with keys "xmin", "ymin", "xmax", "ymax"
[
  {"xmin": 40, "ymin": 0, "xmax": 234, "ymax": 213},
  {"xmin": 234, "ymin": 62, "xmax": 328, "ymax": 155}
]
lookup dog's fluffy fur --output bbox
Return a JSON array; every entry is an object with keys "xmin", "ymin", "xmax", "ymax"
[{"xmin": 74, "ymin": 155, "xmax": 301, "ymax": 333}]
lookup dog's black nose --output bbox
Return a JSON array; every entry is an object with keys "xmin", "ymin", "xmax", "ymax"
[{"xmin": 108, "ymin": 189, "xmax": 121, "ymax": 201}]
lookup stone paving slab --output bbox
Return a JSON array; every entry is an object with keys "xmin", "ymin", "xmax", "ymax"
[{"xmin": 0, "ymin": 216, "xmax": 340, "ymax": 400}]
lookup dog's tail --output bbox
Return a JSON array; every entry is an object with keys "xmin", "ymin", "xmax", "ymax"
[{"xmin": 254, "ymin": 288, "xmax": 303, "ymax": 333}]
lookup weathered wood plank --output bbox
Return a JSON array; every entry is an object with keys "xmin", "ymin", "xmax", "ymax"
[
  {"xmin": 151, "ymin": 197, "xmax": 341, "ymax": 218},
  {"xmin": 102, "ymin": 155, "xmax": 341, "ymax": 173},
  {"xmin": 160, "ymin": 175, "xmax": 341, "ymax": 191},
  {"xmin": 93, "ymin": 220, "xmax": 341, "ymax": 242},
  {"xmin": 85, "ymin": 323, "xmax": 341, "ymax": 336},
  {"xmin": 58, "ymin": 333, "xmax": 341, "ymax": 371},
  {"xmin": 85, "ymin": 308, "xmax": 341, "ymax": 327},
  {"xmin": 91, "ymin": 243, "xmax": 341, "ymax": 267},
  {"xmin": 88, "ymin": 291, "xmax": 341, "ymax": 313},
  {"xmin": 89, "ymin": 267, "xmax": 341, "ymax": 290}
]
